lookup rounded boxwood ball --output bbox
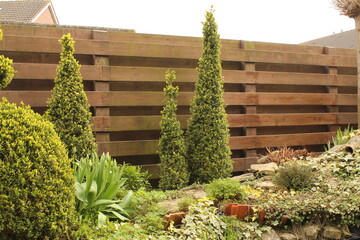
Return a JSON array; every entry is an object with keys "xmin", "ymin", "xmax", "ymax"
[{"xmin": 0, "ymin": 99, "xmax": 75, "ymax": 239}]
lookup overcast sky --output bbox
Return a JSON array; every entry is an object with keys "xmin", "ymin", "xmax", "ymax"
[{"xmin": 51, "ymin": 0, "xmax": 355, "ymax": 44}]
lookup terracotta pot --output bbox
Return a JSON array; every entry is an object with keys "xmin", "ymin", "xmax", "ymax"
[
  {"xmin": 163, "ymin": 212, "xmax": 186, "ymax": 229},
  {"xmin": 224, "ymin": 203, "xmax": 266, "ymax": 224}
]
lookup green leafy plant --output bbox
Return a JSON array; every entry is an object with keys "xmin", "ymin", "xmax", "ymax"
[
  {"xmin": 74, "ymin": 152, "xmax": 133, "ymax": 226},
  {"xmin": 177, "ymin": 197, "xmax": 197, "ymax": 212},
  {"xmin": 0, "ymin": 99, "xmax": 75, "ymax": 239},
  {"xmin": 46, "ymin": 33, "xmax": 96, "ymax": 160},
  {"xmin": 159, "ymin": 70, "xmax": 189, "ymax": 190},
  {"xmin": 170, "ymin": 198, "xmax": 226, "ymax": 239},
  {"xmin": 222, "ymin": 216, "xmax": 271, "ymax": 240},
  {"xmin": 135, "ymin": 212, "xmax": 166, "ymax": 234},
  {"xmin": 324, "ymin": 125, "xmax": 357, "ymax": 151},
  {"xmin": 130, "ymin": 188, "xmax": 167, "ymax": 217},
  {"xmin": 273, "ymin": 161, "xmax": 315, "ymax": 191},
  {"xmin": 0, "ymin": 29, "xmax": 15, "ymax": 89},
  {"xmin": 186, "ymin": 7, "xmax": 232, "ymax": 184},
  {"xmin": 206, "ymin": 178, "xmax": 247, "ymax": 202},
  {"xmin": 121, "ymin": 163, "xmax": 151, "ymax": 191}
]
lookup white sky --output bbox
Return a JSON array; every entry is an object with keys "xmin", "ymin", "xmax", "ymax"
[{"xmin": 51, "ymin": 0, "xmax": 355, "ymax": 44}]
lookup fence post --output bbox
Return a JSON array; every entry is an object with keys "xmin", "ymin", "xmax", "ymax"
[
  {"xmin": 242, "ymin": 41, "xmax": 257, "ymax": 160},
  {"xmin": 324, "ymin": 47, "xmax": 339, "ymax": 133},
  {"xmin": 92, "ymin": 30, "xmax": 110, "ymax": 143}
]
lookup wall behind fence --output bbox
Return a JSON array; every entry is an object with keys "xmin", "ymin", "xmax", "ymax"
[{"xmin": 0, "ymin": 24, "xmax": 357, "ymax": 178}]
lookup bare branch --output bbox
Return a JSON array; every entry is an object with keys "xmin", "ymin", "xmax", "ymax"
[{"xmin": 333, "ymin": 0, "xmax": 360, "ymax": 18}]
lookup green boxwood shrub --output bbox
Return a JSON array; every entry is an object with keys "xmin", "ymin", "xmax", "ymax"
[
  {"xmin": 186, "ymin": 7, "xmax": 232, "ymax": 184},
  {"xmin": 206, "ymin": 178, "xmax": 247, "ymax": 202},
  {"xmin": 46, "ymin": 33, "xmax": 96, "ymax": 160},
  {"xmin": 159, "ymin": 70, "xmax": 189, "ymax": 190},
  {"xmin": 0, "ymin": 99, "xmax": 75, "ymax": 239},
  {"xmin": 0, "ymin": 29, "xmax": 15, "ymax": 89}
]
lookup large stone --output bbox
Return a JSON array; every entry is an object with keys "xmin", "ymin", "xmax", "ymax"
[
  {"xmin": 157, "ymin": 199, "xmax": 181, "ymax": 214},
  {"xmin": 255, "ymin": 181, "xmax": 277, "ymax": 190},
  {"xmin": 232, "ymin": 173, "xmax": 255, "ymax": 181},
  {"xmin": 279, "ymin": 233, "xmax": 298, "ymax": 240},
  {"xmin": 182, "ymin": 188, "xmax": 206, "ymax": 199},
  {"xmin": 303, "ymin": 224, "xmax": 320, "ymax": 240},
  {"xmin": 250, "ymin": 162, "xmax": 278, "ymax": 175},
  {"xmin": 262, "ymin": 228, "xmax": 281, "ymax": 240},
  {"xmin": 323, "ymin": 226, "xmax": 342, "ymax": 240}
]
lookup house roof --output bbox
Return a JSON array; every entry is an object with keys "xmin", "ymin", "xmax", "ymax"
[
  {"xmin": 0, "ymin": 0, "xmax": 57, "ymax": 23},
  {"xmin": 301, "ymin": 29, "xmax": 356, "ymax": 49}
]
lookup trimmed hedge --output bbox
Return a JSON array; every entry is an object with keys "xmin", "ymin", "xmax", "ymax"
[{"xmin": 0, "ymin": 99, "xmax": 75, "ymax": 239}]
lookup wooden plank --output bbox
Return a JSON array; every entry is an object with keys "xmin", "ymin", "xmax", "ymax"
[
  {"xmin": 97, "ymin": 132, "xmax": 333, "ymax": 156},
  {"xmin": 108, "ymin": 92, "xmax": 337, "ymax": 107},
  {"xmin": 0, "ymin": 91, "xmax": 109, "ymax": 107},
  {"xmin": 230, "ymin": 132, "xmax": 334, "ymax": 150},
  {"xmin": 337, "ymin": 94, "xmax": 357, "ymax": 105},
  {"xmin": 337, "ymin": 113, "xmax": 357, "ymax": 124},
  {"xmin": 13, "ymin": 63, "xmax": 103, "ymax": 81},
  {"xmin": 141, "ymin": 157, "xmax": 258, "ymax": 179},
  {"xmin": 11, "ymin": 64, "xmax": 356, "ymax": 88},
  {"xmin": 4, "ymin": 24, "xmax": 350, "ymax": 57},
  {"xmin": 1, "ymin": 36, "xmax": 356, "ymax": 67},
  {"xmin": 92, "ymin": 113, "xmax": 338, "ymax": 132},
  {"xmin": 0, "ymin": 91, "xmax": 346, "ymax": 108}
]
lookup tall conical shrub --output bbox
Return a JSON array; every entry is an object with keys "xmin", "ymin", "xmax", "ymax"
[
  {"xmin": 186, "ymin": 7, "xmax": 232, "ymax": 184},
  {"xmin": 46, "ymin": 33, "xmax": 96, "ymax": 160},
  {"xmin": 159, "ymin": 70, "xmax": 189, "ymax": 190}
]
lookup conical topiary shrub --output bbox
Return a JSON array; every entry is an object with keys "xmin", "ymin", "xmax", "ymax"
[
  {"xmin": 46, "ymin": 33, "xmax": 96, "ymax": 160},
  {"xmin": 186, "ymin": 7, "xmax": 232, "ymax": 184},
  {"xmin": 159, "ymin": 70, "xmax": 189, "ymax": 190}
]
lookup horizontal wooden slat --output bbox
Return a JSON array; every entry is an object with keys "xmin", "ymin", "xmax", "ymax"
[
  {"xmin": 92, "ymin": 113, "xmax": 339, "ymax": 131},
  {"xmin": 140, "ymin": 157, "xmax": 258, "ymax": 179},
  {"xmin": 13, "ymin": 63, "xmax": 104, "ymax": 81},
  {"xmin": 0, "ymin": 91, "xmax": 342, "ymax": 107},
  {"xmin": 11, "ymin": 64, "xmax": 357, "ymax": 88},
  {"xmin": 97, "ymin": 132, "xmax": 334, "ymax": 156},
  {"xmin": 0, "ymin": 91, "xmax": 109, "ymax": 107},
  {"xmin": 1, "ymin": 36, "xmax": 356, "ymax": 67}
]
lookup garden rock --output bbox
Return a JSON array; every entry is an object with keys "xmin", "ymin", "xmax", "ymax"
[
  {"xmin": 157, "ymin": 199, "xmax": 181, "ymax": 213},
  {"xmin": 279, "ymin": 233, "xmax": 298, "ymax": 240},
  {"xmin": 250, "ymin": 162, "xmax": 278, "ymax": 175},
  {"xmin": 323, "ymin": 226, "xmax": 342, "ymax": 240},
  {"xmin": 232, "ymin": 173, "xmax": 255, "ymax": 181},
  {"xmin": 255, "ymin": 181, "xmax": 277, "ymax": 190},
  {"xmin": 182, "ymin": 188, "xmax": 206, "ymax": 199},
  {"xmin": 262, "ymin": 228, "xmax": 281, "ymax": 240},
  {"xmin": 348, "ymin": 226, "xmax": 360, "ymax": 240},
  {"xmin": 303, "ymin": 224, "xmax": 320, "ymax": 239}
]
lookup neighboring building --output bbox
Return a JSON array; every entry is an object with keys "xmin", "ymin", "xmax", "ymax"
[
  {"xmin": 0, "ymin": 0, "xmax": 58, "ymax": 24},
  {"xmin": 301, "ymin": 29, "xmax": 356, "ymax": 49}
]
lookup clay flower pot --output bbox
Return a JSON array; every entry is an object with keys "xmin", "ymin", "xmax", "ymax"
[{"xmin": 224, "ymin": 203, "xmax": 266, "ymax": 224}]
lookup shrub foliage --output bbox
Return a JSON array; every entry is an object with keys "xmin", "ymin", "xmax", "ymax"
[
  {"xmin": 186, "ymin": 8, "xmax": 232, "ymax": 183},
  {"xmin": 159, "ymin": 70, "xmax": 189, "ymax": 190},
  {"xmin": 0, "ymin": 99, "xmax": 75, "ymax": 239},
  {"xmin": 0, "ymin": 29, "xmax": 15, "ymax": 89},
  {"xmin": 46, "ymin": 33, "xmax": 96, "ymax": 159}
]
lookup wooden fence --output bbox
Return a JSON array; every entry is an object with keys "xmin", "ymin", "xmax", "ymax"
[{"xmin": 0, "ymin": 24, "xmax": 357, "ymax": 178}]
